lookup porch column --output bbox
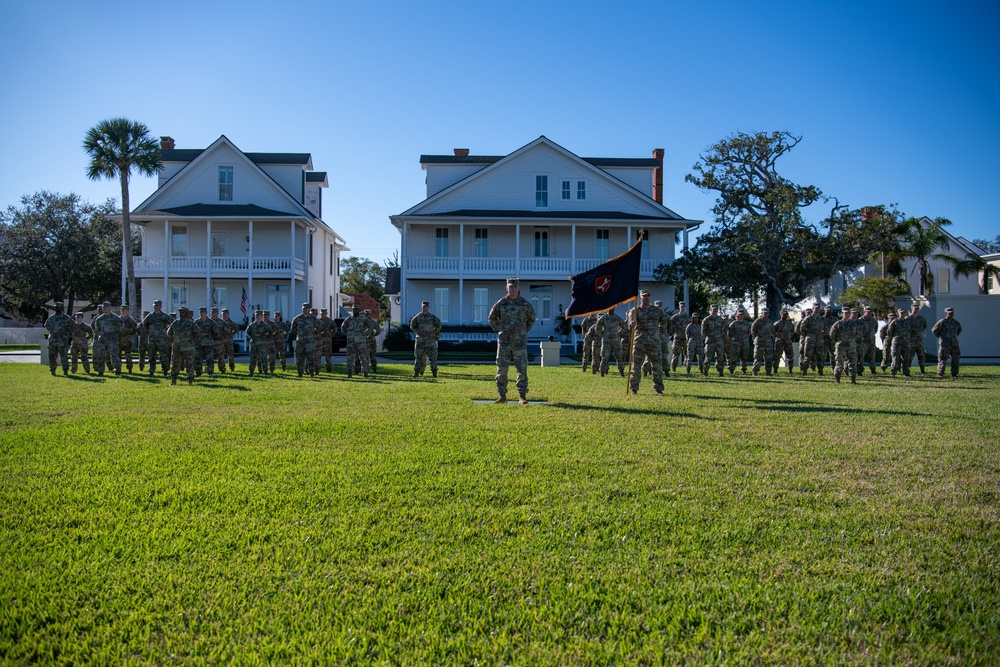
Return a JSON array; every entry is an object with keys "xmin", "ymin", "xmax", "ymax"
[
  {"xmin": 458, "ymin": 224, "xmax": 464, "ymax": 323},
  {"xmin": 400, "ymin": 222, "xmax": 408, "ymax": 317},
  {"xmin": 571, "ymin": 225, "xmax": 576, "ymax": 273},
  {"xmin": 682, "ymin": 226, "xmax": 690, "ymax": 307},
  {"xmin": 290, "ymin": 221, "xmax": 296, "ymax": 306},
  {"xmin": 162, "ymin": 219, "xmax": 169, "ymax": 307},
  {"xmin": 206, "ymin": 219, "xmax": 212, "ymax": 308},
  {"xmin": 515, "ymin": 224, "xmax": 520, "ymax": 276},
  {"xmin": 248, "ymin": 220, "xmax": 254, "ymax": 323}
]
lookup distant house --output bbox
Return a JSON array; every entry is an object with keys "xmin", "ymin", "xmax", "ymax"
[
  {"xmin": 389, "ymin": 136, "xmax": 702, "ymax": 339},
  {"xmin": 344, "ymin": 293, "xmax": 381, "ymax": 321},
  {"xmin": 127, "ymin": 136, "xmax": 347, "ymax": 320}
]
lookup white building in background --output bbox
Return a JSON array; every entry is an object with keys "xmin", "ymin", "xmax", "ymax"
[
  {"xmin": 390, "ymin": 136, "xmax": 702, "ymax": 340},
  {"xmin": 128, "ymin": 135, "xmax": 347, "ymax": 320}
]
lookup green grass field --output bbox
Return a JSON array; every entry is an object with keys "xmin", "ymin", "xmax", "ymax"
[{"xmin": 2, "ymin": 362, "xmax": 998, "ymax": 665}]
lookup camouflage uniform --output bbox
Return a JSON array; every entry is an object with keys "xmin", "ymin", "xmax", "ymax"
[
  {"xmin": 799, "ymin": 310, "xmax": 825, "ymax": 375},
  {"xmin": 750, "ymin": 313, "xmax": 775, "ymax": 376},
  {"xmin": 488, "ymin": 280, "xmax": 536, "ymax": 401},
  {"xmin": 907, "ymin": 310, "xmax": 928, "ymax": 373},
  {"xmin": 829, "ymin": 314, "xmax": 859, "ymax": 383},
  {"xmin": 191, "ymin": 310, "xmax": 219, "ymax": 376},
  {"xmin": 886, "ymin": 312, "xmax": 909, "ymax": 377},
  {"xmin": 218, "ymin": 312, "xmax": 239, "ymax": 372},
  {"xmin": 932, "ymin": 311, "xmax": 962, "ymax": 377},
  {"xmin": 342, "ymin": 307, "xmax": 371, "ymax": 377},
  {"xmin": 246, "ymin": 313, "xmax": 271, "ymax": 375},
  {"xmin": 364, "ymin": 310, "xmax": 379, "ymax": 374},
  {"xmin": 260, "ymin": 312, "xmax": 279, "ymax": 373},
  {"xmin": 117, "ymin": 309, "xmax": 139, "ymax": 373},
  {"xmin": 316, "ymin": 311, "xmax": 336, "ymax": 373},
  {"xmin": 685, "ymin": 318, "xmax": 705, "ymax": 374},
  {"xmin": 209, "ymin": 310, "xmax": 229, "ymax": 373},
  {"xmin": 773, "ymin": 314, "xmax": 796, "ymax": 374},
  {"xmin": 669, "ymin": 308, "xmax": 691, "ymax": 372},
  {"xmin": 580, "ymin": 313, "xmax": 599, "ymax": 372},
  {"xmin": 44, "ymin": 307, "xmax": 74, "ymax": 375},
  {"xmin": 701, "ymin": 310, "xmax": 726, "ymax": 376},
  {"xmin": 878, "ymin": 315, "xmax": 895, "ymax": 372},
  {"xmin": 821, "ymin": 309, "xmax": 838, "ymax": 368},
  {"xmin": 92, "ymin": 306, "xmax": 123, "ymax": 376},
  {"xmin": 642, "ymin": 301, "xmax": 670, "ymax": 378},
  {"xmin": 727, "ymin": 314, "xmax": 751, "ymax": 374},
  {"xmin": 594, "ymin": 310, "xmax": 626, "ymax": 377},
  {"xmin": 141, "ymin": 306, "xmax": 173, "ymax": 376},
  {"xmin": 273, "ymin": 314, "xmax": 291, "ymax": 370},
  {"xmin": 410, "ymin": 305, "xmax": 442, "ymax": 377},
  {"xmin": 137, "ymin": 311, "xmax": 149, "ymax": 371},
  {"xmin": 166, "ymin": 309, "xmax": 197, "ymax": 384},
  {"xmin": 858, "ymin": 311, "xmax": 878, "ymax": 375},
  {"xmin": 69, "ymin": 316, "xmax": 93, "ymax": 374},
  {"xmin": 627, "ymin": 295, "xmax": 668, "ymax": 394},
  {"xmin": 290, "ymin": 305, "xmax": 319, "ymax": 377}
]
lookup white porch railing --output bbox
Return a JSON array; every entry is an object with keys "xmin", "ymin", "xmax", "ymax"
[
  {"xmin": 134, "ymin": 256, "xmax": 303, "ymax": 275},
  {"xmin": 405, "ymin": 256, "xmax": 664, "ymax": 278}
]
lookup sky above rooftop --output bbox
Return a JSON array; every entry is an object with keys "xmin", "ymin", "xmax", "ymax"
[{"xmin": 2, "ymin": 0, "xmax": 997, "ymax": 259}]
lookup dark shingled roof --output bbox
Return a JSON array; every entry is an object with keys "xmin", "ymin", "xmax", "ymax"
[
  {"xmin": 305, "ymin": 172, "xmax": 327, "ymax": 182},
  {"xmin": 414, "ymin": 209, "xmax": 681, "ymax": 221},
  {"xmin": 134, "ymin": 204, "xmax": 300, "ymax": 218},
  {"xmin": 419, "ymin": 155, "xmax": 659, "ymax": 167},
  {"xmin": 161, "ymin": 149, "xmax": 311, "ymax": 165}
]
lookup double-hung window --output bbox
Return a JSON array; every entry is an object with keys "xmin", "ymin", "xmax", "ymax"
[
  {"xmin": 435, "ymin": 228, "xmax": 449, "ymax": 257},
  {"xmin": 474, "ymin": 228, "xmax": 488, "ymax": 257},
  {"xmin": 596, "ymin": 229, "xmax": 609, "ymax": 261},
  {"xmin": 218, "ymin": 166, "xmax": 234, "ymax": 201},
  {"xmin": 535, "ymin": 175, "xmax": 548, "ymax": 207}
]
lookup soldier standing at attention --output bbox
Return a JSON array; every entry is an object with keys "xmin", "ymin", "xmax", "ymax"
[
  {"xmin": 342, "ymin": 304, "xmax": 372, "ymax": 378},
  {"xmin": 44, "ymin": 302, "xmax": 74, "ymax": 376},
  {"xmin": 288, "ymin": 303, "xmax": 318, "ymax": 377},
  {"xmin": 315, "ymin": 309, "xmax": 336, "ymax": 373},
  {"xmin": 218, "ymin": 308, "xmax": 239, "ymax": 372},
  {"xmin": 799, "ymin": 305, "xmax": 824, "ymax": 376},
  {"xmin": 580, "ymin": 312, "xmax": 599, "ymax": 373},
  {"xmin": 489, "ymin": 277, "xmax": 536, "ymax": 404},
  {"xmin": 685, "ymin": 313, "xmax": 705, "ymax": 375},
  {"xmin": 364, "ymin": 309, "xmax": 380, "ymax": 374},
  {"xmin": 69, "ymin": 312, "xmax": 94, "ymax": 374},
  {"xmin": 141, "ymin": 300, "xmax": 173, "ymax": 376},
  {"xmin": 272, "ymin": 312, "xmax": 290, "ymax": 370},
  {"xmin": 750, "ymin": 307, "xmax": 775, "ymax": 376},
  {"xmin": 655, "ymin": 299, "xmax": 671, "ymax": 378},
  {"xmin": 821, "ymin": 306, "xmax": 837, "ymax": 369},
  {"xmin": 701, "ymin": 305, "xmax": 726, "ymax": 377},
  {"xmin": 410, "ymin": 300, "xmax": 442, "ymax": 378},
  {"xmin": 773, "ymin": 310, "xmax": 795, "ymax": 374},
  {"xmin": 887, "ymin": 308, "xmax": 910, "ymax": 377},
  {"xmin": 830, "ymin": 308, "xmax": 859, "ymax": 384},
  {"xmin": 118, "ymin": 305, "xmax": 139, "ymax": 374},
  {"xmin": 932, "ymin": 307, "xmax": 962, "ymax": 377},
  {"xmin": 209, "ymin": 307, "xmax": 228, "ymax": 373},
  {"xmin": 907, "ymin": 303, "xmax": 928, "ymax": 374},
  {"xmin": 879, "ymin": 312, "xmax": 895, "ymax": 372},
  {"xmin": 594, "ymin": 307, "xmax": 627, "ymax": 377},
  {"xmin": 727, "ymin": 310, "xmax": 752, "ymax": 375},
  {"xmin": 191, "ymin": 307, "xmax": 218, "ymax": 376},
  {"xmin": 246, "ymin": 311, "xmax": 270, "ymax": 376},
  {"xmin": 93, "ymin": 301, "xmax": 123, "ymax": 376},
  {"xmin": 627, "ymin": 290, "xmax": 669, "ymax": 395},
  {"xmin": 858, "ymin": 306, "xmax": 878, "ymax": 375},
  {"xmin": 137, "ymin": 310, "xmax": 150, "ymax": 371},
  {"xmin": 669, "ymin": 301, "xmax": 690, "ymax": 372},
  {"xmin": 166, "ymin": 307, "xmax": 197, "ymax": 385}
]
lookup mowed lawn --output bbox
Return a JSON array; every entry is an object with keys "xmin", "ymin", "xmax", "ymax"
[{"xmin": 1, "ymin": 362, "xmax": 998, "ymax": 665}]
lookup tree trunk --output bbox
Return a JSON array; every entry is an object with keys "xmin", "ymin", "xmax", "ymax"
[
  {"xmin": 765, "ymin": 283, "xmax": 782, "ymax": 321},
  {"xmin": 120, "ymin": 170, "xmax": 138, "ymax": 313}
]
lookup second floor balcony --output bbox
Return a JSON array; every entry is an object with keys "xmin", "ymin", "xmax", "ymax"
[
  {"xmin": 405, "ymin": 256, "xmax": 663, "ymax": 279},
  {"xmin": 134, "ymin": 255, "xmax": 306, "ymax": 279}
]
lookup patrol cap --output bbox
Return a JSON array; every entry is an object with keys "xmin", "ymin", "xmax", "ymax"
[
  {"xmin": 263, "ymin": 310, "xmax": 270, "ymax": 315},
  {"xmin": 221, "ymin": 308, "xmax": 229, "ymax": 313},
  {"xmin": 54, "ymin": 302, "xmax": 64, "ymax": 308},
  {"xmin": 102, "ymin": 301, "xmax": 113, "ymax": 307},
  {"xmin": 421, "ymin": 301, "xmax": 430, "ymax": 306},
  {"xmin": 639, "ymin": 289, "xmax": 651, "ymax": 296},
  {"xmin": 945, "ymin": 307, "xmax": 954, "ymax": 313},
  {"xmin": 506, "ymin": 277, "xmax": 519, "ymax": 286},
  {"xmin": 864, "ymin": 306, "xmax": 873, "ymax": 311},
  {"xmin": 152, "ymin": 299, "xmax": 163, "ymax": 306},
  {"xmin": 850, "ymin": 308, "xmax": 859, "ymax": 313},
  {"xmin": 691, "ymin": 312, "xmax": 700, "ymax": 318},
  {"xmin": 711, "ymin": 304, "xmax": 719, "ymax": 310},
  {"xmin": 320, "ymin": 308, "xmax": 328, "ymax": 313},
  {"xmin": 761, "ymin": 307, "xmax": 769, "ymax": 312},
  {"xmin": 352, "ymin": 304, "xmax": 360, "ymax": 311},
  {"xmin": 364, "ymin": 309, "xmax": 371, "ymax": 314},
  {"xmin": 654, "ymin": 300, "xmax": 663, "ymax": 306},
  {"xmin": 254, "ymin": 309, "xmax": 262, "ymax": 315},
  {"xmin": 120, "ymin": 304, "xmax": 128, "ymax": 309},
  {"xmin": 198, "ymin": 306, "xmax": 207, "ymax": 312},
  {"xmin": 302, "ymin": 302, "xmax": 311, "ymax": 309},
  {"xmin": 142, "ymin": 310, "xmax": 149, "ymax": 316},
  {"xmin": 825, "ymin": 306, "xmax": 833, "ymax": 311},
  {"xmin": 210, "ymin": 306, "xmax": 219, "ymax": 312},
  {"xmin": 678, "ymin": 301, "xmax": 685, "ymax": 306},
  {"xmin": 274, "ymin": 311, "xmax": 281, "ymax": 316},
  {"xmin": 74, "ymin": 312, "xmax": 84, "ymax": 318}
]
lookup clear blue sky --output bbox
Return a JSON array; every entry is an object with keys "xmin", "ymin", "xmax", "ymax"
[{"xmin": 2, "ymin": 0, "xmax": 997, "ymax": 260}]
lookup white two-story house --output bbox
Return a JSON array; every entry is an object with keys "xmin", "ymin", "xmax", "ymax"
[
  {"xmin": 129, "ymin": 136, "xmax": 347, "ymax": 321},
  {"xmin": 390, "ymin": 136, "xmax": 702, "ymax": 339}
]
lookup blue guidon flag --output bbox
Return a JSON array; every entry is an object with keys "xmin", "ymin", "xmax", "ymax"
[{"xmin": 564, "ymin": 239, "xmax": 643, "ymax": 318}]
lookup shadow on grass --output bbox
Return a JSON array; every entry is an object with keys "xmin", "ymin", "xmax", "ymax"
[
  {"xmin": 548, "ymin": 402, "xmax": 712, "ymax": 419},
  {"xmin": 684, "ymin": 395, "xmax": 934, "ymax": 417}
]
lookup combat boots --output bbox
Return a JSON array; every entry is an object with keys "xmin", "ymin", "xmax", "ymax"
[
  {"xmin": 495, "ymin": 395, "xmax": 506, "ymax": 404},
  {"xmin": 432, "ymin": 369, "xmax": 438, "ymax": 378},
  {"xmin": 518, "ymin": 394, "xmax": 528, "ymax": 404}
]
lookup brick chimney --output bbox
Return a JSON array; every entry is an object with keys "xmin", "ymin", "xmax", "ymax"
[
  {"xmin": 652, "ymin": 148, "xmax": 664, "ymax": 204},
  {"xmin": 453, "ymin": 148, "xmax": 469, "ymax": 157},
  {"xmin": 160, "ymin": 136, "xmax": 175, "ymax": 151}
]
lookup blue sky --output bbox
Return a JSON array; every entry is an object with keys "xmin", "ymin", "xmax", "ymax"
[{"xmin": 2, "ymin": 0, "xmax": 997, "ymax": 260}]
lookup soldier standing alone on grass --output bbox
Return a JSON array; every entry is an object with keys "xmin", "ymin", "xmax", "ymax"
[
  {"xmin": 411, "ymin": 301, "xmax": 442, "ymax": 378},
  {"xmin": 489, "ymin": 277, "xmax": 536, "ymax": 404}
]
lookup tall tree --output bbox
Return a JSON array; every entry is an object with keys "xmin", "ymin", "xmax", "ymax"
[
  {"xmin": 0, "ymin": 191, "xmax": 123, "ymax": 320},
  {"xmin": 899, "ymin": 216, "xmax": 952, "ymax": 294},
  {"xmin": 683, "ymin": 131, "xmax": 868, "ymax": 315},
  {"xmin": 83, "ymin": 118, "xmax": 161, "ymax": 314},
  {"xmin": 860, "ymin": 204, "xmax": 908, "ymax": 278},
  {"xmin": 340, "ymin": 256, "xmax": 389, "ymax": 321},
  {"xmin": 946, "ymin": 252, "xmax": 1000, "ymax": 294},
  {"xmin": 970, "ymin": 235, "xmax": 1000, "ymax": 253}
]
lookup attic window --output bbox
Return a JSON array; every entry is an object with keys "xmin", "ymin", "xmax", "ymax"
[
  {"xmin": 219, "ymin": 166, "xmax": 234, "ymax": 201},
  {"xmin": 535, "ymin": 175, "xmax": 548, "ymax": 208}
]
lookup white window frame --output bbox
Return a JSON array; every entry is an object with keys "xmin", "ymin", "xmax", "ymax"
[
  {"xmin": 561, "ymin": 180, "xmax": 571, "ymax": 200},
  {"xmin": 529, "ymin": 285, "xmax": 553, "ymax": 324},
  {"xmin": 473, "ymin": 287, "xmax": 489, "ymax": 323},
  {"xmin": 267, "ymin": 284, "xmax": 290, "ymax": 315},
  {"xmin": 577, "ymin": 180, "xmax": 586, "ymax": 200},
  {"xmin": 435, "ymin": 287, "xmax": 450, "ymax": 323},
  {"xmin": 170, "ymin": 223, "xmax": 189, "ymax": 257},
  {"xmin": 218, "ymin": 166, "xmax": 234, "ymax": 202},
  {"xmin": 211, "ymin": 231, "xmax": 228, "ymax": 257},
  {"xmin": 435, "ymin": 228, "xmax": 449, "ymax": 258},
  {"xmin": 938, "ymin": 268, "xmax": 950, "ymax": 293},
  {"xmin": 535, "ymin": 175, "xmax": 548, "ymax": 208},
  {"xmin": 596, "ymin": 229, "xmax": 610, "ymax": 261},
  {"xmin": 169, "ymin": 283, "xmax": 189, "ymax": 313},
  {"xmin": 534, "ymin": 229, "xmax": 549, "ymax": 258},
  {"xmin": 474, "ymin": 228, "xmax": 488, "ymax": 258},
  {"xmin": 212, "ymin": 287, "xmax": 228, "ymax": 310}
]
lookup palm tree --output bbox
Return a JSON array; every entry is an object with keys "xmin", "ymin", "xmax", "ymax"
[
  {"xmin": 899, "ymin": 217, "xmax": 953, "ymax": 295},
  {"xmin": 83, "ymin": 118, "xmax": 161, "ymax": 314},
  {"xmin": 948, "ymin": 252, "xmax": 1000, "ymax": 294}
]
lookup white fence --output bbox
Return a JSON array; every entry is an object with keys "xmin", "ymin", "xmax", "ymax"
[{"xmin": 0, "ymin": 327, "xmax": 45, "ymax": 345}]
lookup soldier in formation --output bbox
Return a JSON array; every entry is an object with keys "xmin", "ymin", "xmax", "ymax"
[
  {"xmin": 594, "ymin": 307, "xmax": 627, "ymax": 377},
  {"xmin": 246, "ymin": 310, "xmax": 271, "ymax": 375},
  {"xmin": 489, "ymin": 277, "xmax": 536, "ymax": 403},
  {"xmin": 932, "ymin": 307, "xmax": 962, "ymax": 377},
  {"xmin": 627, "ymin": 290, "xmax": 668, "ymax": 394},
  {"xmin": 342, "ymin": 304, "xmax": 372, "ymax": 378},
  {"xmin": 857, "ymin": 306, "xmax": 878, "ymax": 375},
  {"xmin": 118, "ymin": 305, "xmax": 139, "ymax": 373},
  {"xmin": 141, "ymin": 300, "xmax": 173, "ymax": 376},
  {"xmin": 907, "ymin": 303, "xmax": 928, "ymax": 374},
  {"xmin": 191, "ymin": 307, "xmax": 219, "ymax": 376},
  {"xmin": 773, "ymin": 310, "xmax": 795, "ymax": 374},
  {"xmin": 316, "ymin": 309, "xmax": 336, "ymax": 373},
  {"xmin": 217, "ymin": 308, "xmax": 239, "ymax": 372},
  {"xmin": 289, "ymin": 303, "xmax": 318, "ymax": 377},
  {"xmin": 879, "ymin": 312, "xmax": 895, "ymax": 373},
  {"xmin": 701, "ymin": 305, "xmax": 726, "ymax": 376},
  {"xmin": 44, "ymin": 302, "xmax": 74, "ymax": 375},
  {"xmin": 410, "ymin": 300, "xmax": 442, "ymax": 378},
  {"xmin": 886, "ymin": 308, "xmax": 910, "ymax": 377},
  {"xmin": 69, "ymin": 312, "xmax": 93, "ymax": 374},
  {"xmin": 580, "ymin": 312, "xmax": 599, "ymax": 373},
  {"xmin": 92, "ymin": 301, "xmax": 123, "ymax": 376},
  {"xmin": 727, "ymin": 310, "xmax": 751, "ymax": 374},
  {"xmin": 829, "ymin": 307, "xmax": 859, "ymax": 384},
  {"xmin": 273, "ymin": 312, "xmax": 290, "ymax": 371},
  {"xmin": 166, "ymin": 306, "xmax": 197, "ymax": 385},
  {"xmin": 138, "ymin": 310, "xmax": 150, "ymax": 371},
  {"xmin": 669, "ymin": 301, "xmax": 690, "ymax": 372},
  {"xmin": 261, "ymin": 311, "xmax": 279, "ymax": 373},
  {"xmin": 750, "ymin": 307, "xmax": 774, "ymax": 376},
  {"xmin": 799, "ymin": 305, "xmax": 824, "ymax": 375},
  {"xmin": 364, "ymin": 309, "xmax": 380, "ymax": 374},
  {"xmin": 685, "ymin": 313, "xmax": 704, "ymax": 374}
]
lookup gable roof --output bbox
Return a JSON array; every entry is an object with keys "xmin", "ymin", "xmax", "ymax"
[
  {"xmin": 162, "ymin": 149, "xmax": 312, "ymax": 167},
  {"xmin": 398, "ymin": 136, "xmax": 695, "ymax": 224},
  {"xmin": 133, "ymin": 135, "xmax": 316, "ymax": 221},
  {"xmin": 132, "ymin": 204, "xmax": 299, "ymax": 218}
]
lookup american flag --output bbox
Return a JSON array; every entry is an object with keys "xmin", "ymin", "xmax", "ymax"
[{"xmin": 240, "ymin": 287, "xmax": 248, "ymax": 322}]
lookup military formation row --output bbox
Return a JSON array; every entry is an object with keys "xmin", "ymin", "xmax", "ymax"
[{"xmin": 42, "ymin": 301, "xmax": 381, "ymax": 385}]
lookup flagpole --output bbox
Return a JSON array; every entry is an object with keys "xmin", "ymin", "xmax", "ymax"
[{"xmin": 626, "ymin": 316, "xmax": 636, "ymax": 395}]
